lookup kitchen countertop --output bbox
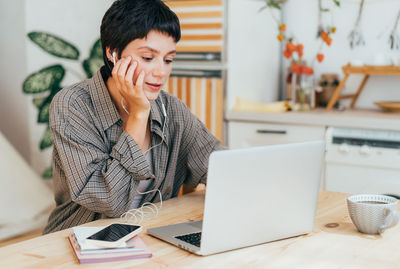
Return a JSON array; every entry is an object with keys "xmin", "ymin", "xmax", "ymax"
[{"xmin": 226, "ymin": 108, "xmax": 400, "ymax": 131}]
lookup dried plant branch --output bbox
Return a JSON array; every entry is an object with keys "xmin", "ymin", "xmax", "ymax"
[
  {"xmin": 348, "ymin": 0, "xmax": 365, "ymax": 49},
  {"xmin": 388, "ymin": 9, "xmax": 400, "ymax": 50},
  {"xmin": 317, "ymin": 0, "xmax": 323, "ymax": 38}
]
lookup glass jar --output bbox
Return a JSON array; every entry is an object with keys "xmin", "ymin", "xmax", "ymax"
[{"xmin": 291, "ymin": 73, "xmax": 315, "ymax": 111}]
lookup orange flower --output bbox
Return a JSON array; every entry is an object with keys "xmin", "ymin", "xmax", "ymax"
[
  {"xmin": 296, "ymin": 43, "xmax": 304, "ymax": 58},
  {"xmin": 321, "ymin": 31, "xmax": 328, "ymax": 41},
  {"xmin": 316, "ymin": 53, "xmax": 324, "ymax": 63},
  {"xmin": 296, "ymin": 43, "xmax": 304, "ymax": 53},
  {"xmin": 291, "ymin": 64, "xmax": 314, "ymax": 76},
  {"xmin": 286, "ymin": 42, "xmax": 296, "ymax": 52},
  {"xmin": 283, "ymin": 49, "xmax": 292, "ymax": 59},
  {"xmin": 291, "ymin": 64, "xmax": 301, "ymax": 74},
  {"xmin": 277, "ymin": 33, "xmax": 285, "ymax": 42},
  {"xmin": 304, "ymin": 67, "xmax": 314, "ymax": 76},
  {"xmin": 325, "ymin": 37, "xmax": 332, "ymax": 46},
  {"xmin": 279, "ymin": 24, "xmax": 286, "ymax": 31}
]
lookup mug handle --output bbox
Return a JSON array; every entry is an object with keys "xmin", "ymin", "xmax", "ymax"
[{"xmin": 378, "ymin": 208, "xmax": 399, "ymax": 234}]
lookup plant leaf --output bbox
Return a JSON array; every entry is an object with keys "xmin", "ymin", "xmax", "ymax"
[
  {"xmin": 267, "ymin": 0, "xmax": 281, "ymax": 10},
  {"xmin": 50, "ymin": 85, "xmax": 63, "ymax": 95},
  {"xmin": 333, "ymin": 0, "xmax": 340, "ymax": 7},
  {"xmin": 28, "ymin": 31, "xmax": 80, "ymax": 60},
  {"xmin": 90, "ymin": 39, "xmax": 103, "ymax": 59},
  {"xmin": 82, "ymin": 58, "xmax": 104, "ymax": 78},
  {"xmin": 38, "ymin": 101, "xmax": 51, "ymax": 123},
  {"xmin": 42, "ymin": 166, "xmax": 53, "ymax": 179},
  {"xmin": 32, "ymin": 97, "xmax": 47, "ymax": 108},
  {"xmin": 37, "ymin": 93, "xmax": 55, "ymax": 123},
  {"xmin": 321, "ymin": 8, "xmax": 330, "ymax": 12},
  {"xmin": 40, "ymin": 126, "xmax": 53, "ymax": 150},
  {"xmin": 23, "ymin": 65, "xmax": 65, "ymax": 94}
]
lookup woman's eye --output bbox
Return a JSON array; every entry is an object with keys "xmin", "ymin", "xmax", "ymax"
[
  {"xmin": 165, "ymin": 59, "xmax": 174, "ymax": 64},
  {"xmin": 142, "ymin": 57, "xmax": 153, "ymax": 62}
]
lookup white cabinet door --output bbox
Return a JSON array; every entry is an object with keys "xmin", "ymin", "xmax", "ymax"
[{"xmin": 228, "ymin": 121, "xmax": 325, "ymax": 149}]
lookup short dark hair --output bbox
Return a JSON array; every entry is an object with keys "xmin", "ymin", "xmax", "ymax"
[{"xmin": 100, "ymin": 0, "xmax": 181, "ymax": 77}]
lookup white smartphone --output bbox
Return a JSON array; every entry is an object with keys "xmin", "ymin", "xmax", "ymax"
[{"xmin": 84, "ymin": 223, "xmax": 142, "ymax": 248}]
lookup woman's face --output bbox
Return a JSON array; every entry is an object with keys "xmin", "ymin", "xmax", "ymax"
[{"xmin": 119, "ymin": 30, "xmax": 176, "ymax": 101}]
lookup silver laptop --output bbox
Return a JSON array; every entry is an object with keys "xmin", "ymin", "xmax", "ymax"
[{"xmin": 147, "ymin": 140, "xmax": 325, "ymax": 256}]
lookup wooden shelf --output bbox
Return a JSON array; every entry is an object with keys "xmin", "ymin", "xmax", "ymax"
[{"xmin": 326, "ymin": 65, "xmax": 400, "ymax": 110}]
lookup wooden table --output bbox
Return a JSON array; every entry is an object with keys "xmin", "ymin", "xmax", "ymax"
[
  {"xmin": 326, "ymin": 64, "xmax": 400, "ymax": 111},
  {"xmin": 1, "ymin": 190, "xmax": 399, "ymax": 268}
]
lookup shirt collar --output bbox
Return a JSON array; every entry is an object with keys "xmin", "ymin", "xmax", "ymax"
[
  {"xmin": 149, "ymin": 99, "xmax": 163, "ymax": 128},
  {"xmin": 89, "ymin": 68, "xmax": 120, "ymax": 131}
]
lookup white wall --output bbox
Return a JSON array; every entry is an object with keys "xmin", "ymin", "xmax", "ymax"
[
  {"xmin": 24, "ymin": 0, "xmax": 113, "ymax": 175},
  {"xmin": 0, "ymin": 0, "xmax": 30, "ymax": 163},
  {"xmin": 283, "ymin": 0, "xmax": 400, "ymax": 109},
  {"xmin": 226, "ymin": 0, "xmax": 281, "ymax": 109}
]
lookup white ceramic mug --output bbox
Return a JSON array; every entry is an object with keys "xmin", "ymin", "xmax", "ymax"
[{"xmin": 347, "ymin": 194, "xmax": 399, "ymax": 234}]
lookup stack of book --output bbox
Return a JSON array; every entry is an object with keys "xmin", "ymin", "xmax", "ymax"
[{"xmin": 68, "ymin": 226, "xmax": 152, "ymax": 264}]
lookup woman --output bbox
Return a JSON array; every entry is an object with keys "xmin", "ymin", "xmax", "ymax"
[{"xmin": 44, "ymin": 0, "xmax": 222, "ymax": 234}]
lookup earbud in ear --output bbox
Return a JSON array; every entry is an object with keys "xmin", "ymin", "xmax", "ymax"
[{"xmin": 112, "ymin": 51, "xmax": 116, "ymax": 65}]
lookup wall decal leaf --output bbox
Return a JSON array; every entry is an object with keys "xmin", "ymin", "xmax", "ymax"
[
  {"xmin": 23, "ymin": 32, "xmax": 102, "ymax": 179},
  {"xmin": 28, "ymin": 31, "xmax": 80, "ymax": 60},
  {"xmin": 83, "ymin": 58, "xmax": 104, "ymax": 78},
  {"xmin": 38, "ymin": 100, "xmax": 51, "ymax": 123},
  {"xmin": 42, "ymin": 167, "xmax": 53, "ymax": 179},
  {"xmin": 23, "ymin": 65, "xmax": 65, "ymax": 94},
  {"xmin": 40, "ymin": 126, "xmax": 53, "ymax": 150},
  {"xmin": 32, "ymin": 97, "xmax": 47, "ymax": 108},
  {"xmin": 90, "ymin": 39, "xmax": 103, "ymax": 59}
]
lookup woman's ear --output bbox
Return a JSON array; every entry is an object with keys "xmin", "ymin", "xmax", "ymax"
[{"xmin": 106, "ymin": 47, "xmax": 115, "ymax": 63}]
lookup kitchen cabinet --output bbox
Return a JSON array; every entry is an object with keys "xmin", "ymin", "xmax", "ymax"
[
  {"xmin": 226, "ymin": 109, "xmax": 400, "ymax": 194},
  {"xmin": 228, "ymin": 121, "xmax": 325, "ymax": 149}
]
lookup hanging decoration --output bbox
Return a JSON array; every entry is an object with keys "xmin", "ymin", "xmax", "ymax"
[
  {"xmin": 260, "ymin": 0, "xmax": 340, "ymax": 110},
  {"xmin": 317, "ymin": 0, "xmax": 340, "ymax": 38},
  {"xmin": 348, "ymin": 0, "xmax": 366, "ymax": 48},
  {"xmin": 262, "ymin": 0, "xmax": 339, "ymax": 69},
  {"xmin": 388, "ymin": 9, "xmax": 400, "ymax": 50}
]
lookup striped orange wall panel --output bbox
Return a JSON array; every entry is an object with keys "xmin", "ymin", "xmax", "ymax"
[
  {"xmin": 164, "ymin": 0, "xmax": 224, "ymax": 56},
  {"xmin": 165, "ymin": 74, "xmax": 224, "ymax": 142}
]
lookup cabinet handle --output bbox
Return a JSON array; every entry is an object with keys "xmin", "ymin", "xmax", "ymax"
[{"xmin": 256, "ymin": 129, "xmax": 287, "ymax": 134}]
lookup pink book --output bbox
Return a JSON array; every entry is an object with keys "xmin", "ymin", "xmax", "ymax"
[{"xmin": 68, "ymin": 233, "xmax": 152, "ymax": 264}]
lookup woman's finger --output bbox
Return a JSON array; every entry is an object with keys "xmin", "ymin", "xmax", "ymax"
[
  {"xmin": 115, "ymin": 57, "xmax": 131, "ymax": 92},
  {"xmin": 125, "ymin": 61, "xmax": 137, "ymax": 91},
  {"xmin": 111, "ymin": 56, "xmax": 122, "ymax": 78},
  {"xmin": 135, "ymin": 70, "xmax": 145, "ymax": 93}
]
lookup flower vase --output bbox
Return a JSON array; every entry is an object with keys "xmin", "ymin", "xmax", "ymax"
[{"xmin": 291, "ymin": 73, "xmax": 315, "ymax": 111}]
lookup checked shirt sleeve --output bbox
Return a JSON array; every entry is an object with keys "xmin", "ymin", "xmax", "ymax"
[{"xmin": 50, "ymin": 99, "xmax": 153, "ymax": 218}]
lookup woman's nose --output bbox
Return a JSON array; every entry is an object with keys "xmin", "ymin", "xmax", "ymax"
[{"xmin": 153, "ymin": 60, "xmax": 167, "ymax": 77}]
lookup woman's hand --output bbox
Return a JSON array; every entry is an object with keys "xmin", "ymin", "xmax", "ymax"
[{"xmin": 112, "ymin": 56, "xmax": 150, "ymax": 120}]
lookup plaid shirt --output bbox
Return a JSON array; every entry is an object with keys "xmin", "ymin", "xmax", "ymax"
[{"xmin": 43, "ymin": 68, "xmax": 222, "ymax": 234}]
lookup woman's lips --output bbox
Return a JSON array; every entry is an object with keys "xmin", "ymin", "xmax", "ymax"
[{"xmin": 145, "ymin": 82, "xmax": 162, "ymax": 91}]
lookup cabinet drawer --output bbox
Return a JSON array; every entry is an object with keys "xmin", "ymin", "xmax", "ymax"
[{"xmin": 228, "ymin": 121, "xmax": 325, "ymax": 149}]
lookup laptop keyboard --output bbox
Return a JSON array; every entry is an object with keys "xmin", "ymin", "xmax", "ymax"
[{"xmin": 175, "ymin": 232, "xmax": 202, "ymax": 247}]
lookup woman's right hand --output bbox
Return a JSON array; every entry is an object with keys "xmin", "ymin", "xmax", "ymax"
[{"xmin": 112, "ymin": 56, "xmax": 150, "ymax": 120}]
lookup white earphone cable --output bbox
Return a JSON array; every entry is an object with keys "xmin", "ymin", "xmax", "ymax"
[
  {"xmin": 120, "ymin": 188, "xmax": 163, "ymax": 224},
  {"xmin": 120, "ymin": 97, "xmax": 168, "ymax": 224}
]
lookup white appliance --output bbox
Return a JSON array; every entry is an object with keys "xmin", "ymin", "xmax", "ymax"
[{"xmin": 325, "ymin": 127, "xmax": 400, "ymax": 197}]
